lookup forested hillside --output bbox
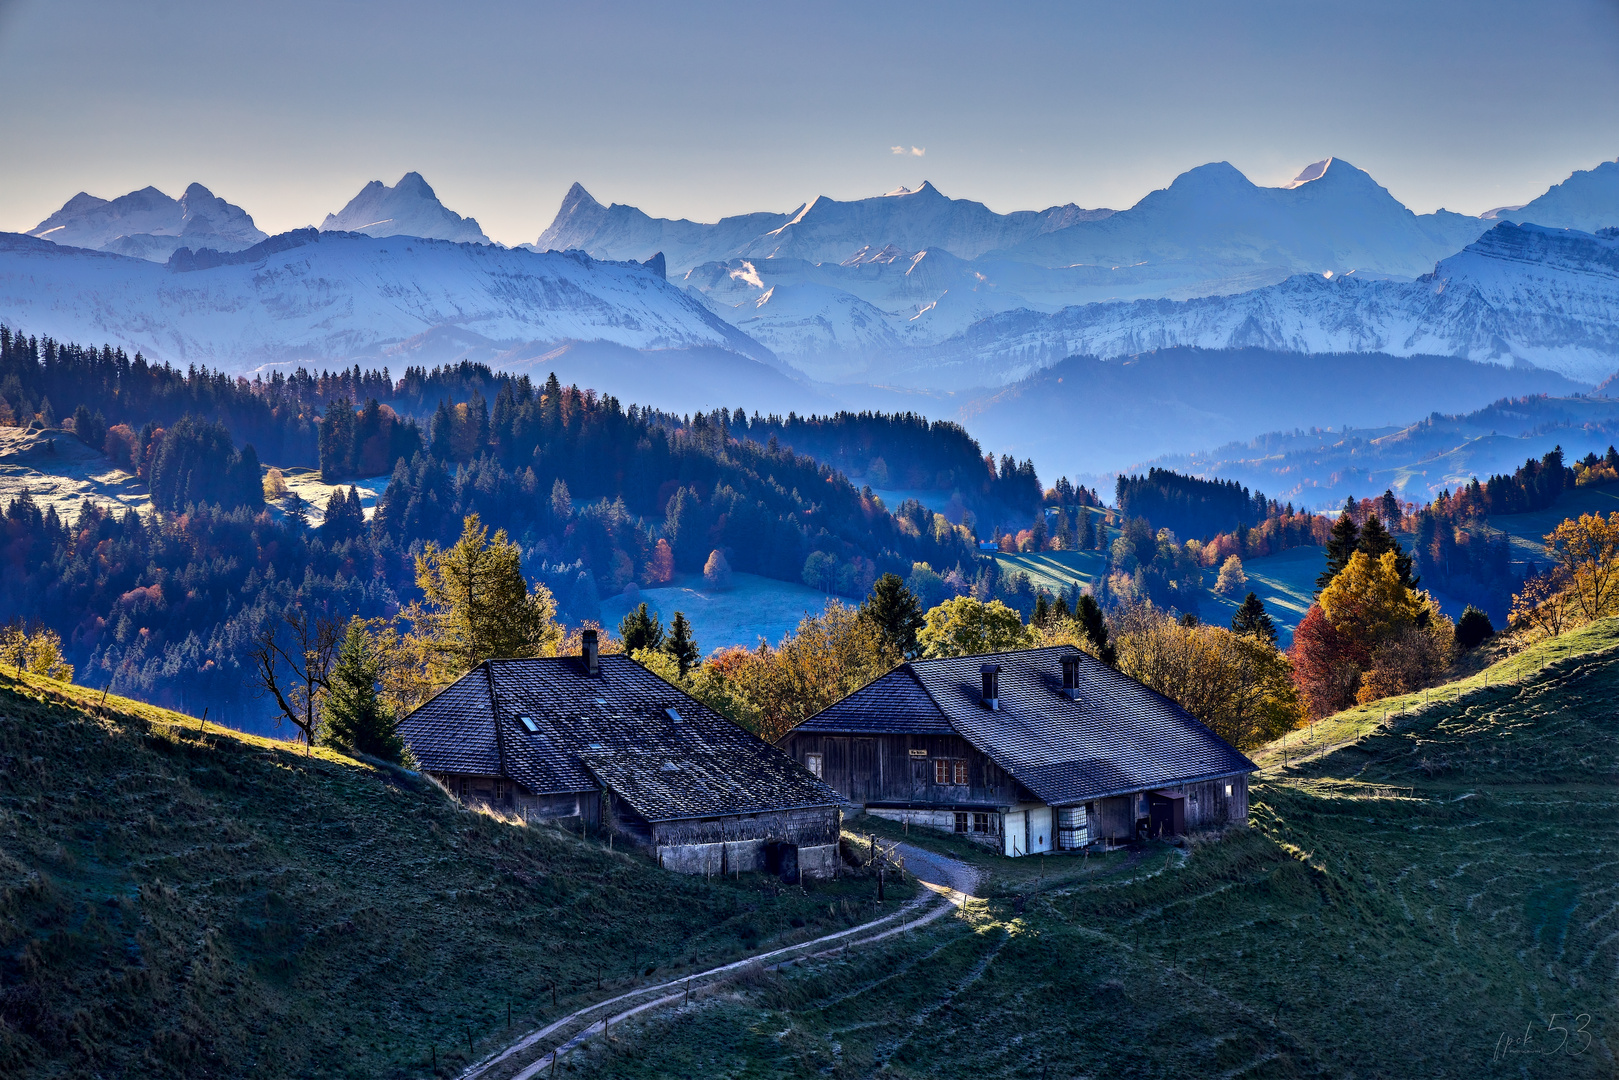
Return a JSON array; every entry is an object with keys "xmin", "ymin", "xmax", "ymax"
[{"xmin": 0, "ymin": 326, "xmax": 1029, "ymax": 728}]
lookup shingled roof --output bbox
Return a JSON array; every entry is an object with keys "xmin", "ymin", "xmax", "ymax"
[
  {"xmin": 794, "ymin": 646, "xmax": 1255, "ymax": 804},
  {"xmin": 399, "ymin": 655, "xmax": 841, "ymax": 822}
]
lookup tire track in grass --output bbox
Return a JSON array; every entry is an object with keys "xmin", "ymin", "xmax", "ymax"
[{"xmin": 460, "ymin": 843, "xmax": 980, "ymax": 1080}]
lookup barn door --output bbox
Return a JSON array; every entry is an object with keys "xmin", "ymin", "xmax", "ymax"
[{"xmin": 851, "ymin": 738, "xmax": 879, "ymax": 802}]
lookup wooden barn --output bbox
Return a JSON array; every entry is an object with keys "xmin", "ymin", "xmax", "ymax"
[
  {"xmin": 399, "ymin": 631, "xmax": 844, "ymax": 878},
  {"xmin": 782, "ymin": 645, "xmax": 1256, "ymax": 855}
]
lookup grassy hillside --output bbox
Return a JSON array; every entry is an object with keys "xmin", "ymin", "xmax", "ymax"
[
  {"xmin": 0, "ymin": 674, "xmax": 897, "ymax": 1079},
  {"xmin": 0, "ymin": 426, "xmax": 148, "ymax": 519},
  {"xmin": 598, "ymin": 572, "xmax": 839, "ymax": 652},
  {"xmin": 1199, "ymin": 544, "xmax": 1325, "ymax": 645},
  {"xmin": 1484, "ymin": 483, "xmax": 1619, "ymax": 565},
  {"xmin": 567, "ymin": 622, "xmax": 1619, "ymax": 1078}
]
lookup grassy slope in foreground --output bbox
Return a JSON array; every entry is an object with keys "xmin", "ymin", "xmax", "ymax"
[
  {"xmin": 565, "ymin": 622, "xmax": 1619, "ymax": 1079},
  {"xmin": 0, "ymin": 675, "xmax": 902, "ymax": 1079}
]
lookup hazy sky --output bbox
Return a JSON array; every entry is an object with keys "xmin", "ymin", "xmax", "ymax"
[{"xmin": 2, "ymin": 0, "xmax": 1616, "ymax": 245}]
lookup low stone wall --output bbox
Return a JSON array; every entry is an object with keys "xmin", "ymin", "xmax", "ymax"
[
  {"xmin": 656, "ymin": 839, "xmax": 839, "ymax": 878},
  {"xmin": 797, "ymin": 843, "xmax": 839, "ymax": 879},
  {"xmin": 657, "ymin": 842, "xmax": 725, "ymax": 875}
]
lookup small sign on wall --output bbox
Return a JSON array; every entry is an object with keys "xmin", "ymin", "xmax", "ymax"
[{"xmin": 908, "ymin": 748, "xmax": 928, "ymax": 758}]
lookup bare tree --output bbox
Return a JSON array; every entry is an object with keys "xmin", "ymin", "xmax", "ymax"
[{"xmin": 250, "ymin": 610, "xmax": 340, "ymax": 754}]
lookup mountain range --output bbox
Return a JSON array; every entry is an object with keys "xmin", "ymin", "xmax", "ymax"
[
  {"xmin": 0, "ymin": 228, "xmax": 800, "ymax": 412},
  {"xmin": 543, "ymin": 157, "xmax": 1619, "ymax": 372},
  {"xmin": 24, "ymin": 172, "xmax": 490, "ymax": 262},
  {"xmin": 5, "ymin": 155, "xmax": 1619, "ymax": 485},
  {"xmin": 27, "ymin": 183, "xmax": 267, "ymax": 263},
  {"xmin": 875, "ymin": 222, "xmax": 1619, "ymax": 389}
]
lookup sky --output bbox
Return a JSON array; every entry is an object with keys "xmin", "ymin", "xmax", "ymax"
[{"xmin": 1, "ymin": 0, "xmax": 1617, "ymax": 246}]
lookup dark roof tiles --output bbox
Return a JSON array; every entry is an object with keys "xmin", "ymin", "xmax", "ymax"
[
  {"xmin": 398, "ymin": 655, "xmax": 840, "ymax": 823},
  {"xmin": 795, "ymin": 666, "xmax": 954, "ymax": 734},
  {"xmin": 795, "ymin": 646, "xmax": 1255, "ymax": 804}
]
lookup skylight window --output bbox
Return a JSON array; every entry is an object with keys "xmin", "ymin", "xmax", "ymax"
[
  {"xmin": 665, "ymin": 708, "xmax": 683, "ymax": 723},
  {"xmin": 518, "ymin": 715, "xmax": 538, "ymax": 732}
]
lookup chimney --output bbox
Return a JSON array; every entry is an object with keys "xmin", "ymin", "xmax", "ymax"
[
  {"xmin": 980, "ymin": 663, "xmax": 1001, "ymax": 711},
  {"xmin": 582, "ymin": 628, "xmax": 599, "ymax": 677},
  {"xmin": 1061, "ymin": 654, "xmax": 1081, "ymax": 699}
]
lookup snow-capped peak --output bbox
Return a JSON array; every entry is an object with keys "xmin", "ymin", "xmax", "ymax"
[
  {"xmin": 1287, "ymin": 158, "xmax": 1333, "ymax": 187},
  {"xmin": 27, "ymin": 183, "xmax": 265, "ymax": 261},
  {"xmin": 320, "ymin": 172, "xmax": 490, "ymax": 245}
]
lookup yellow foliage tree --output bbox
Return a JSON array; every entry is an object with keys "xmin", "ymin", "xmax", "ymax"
[
  {"xmin": 1109, "ymin": 602, "xmax": 1301, "ymax": 750},
  {"xmin": 0, "ymin": 623, "xmax": 74, "ymax": 682},
  {"xmin": 644, "ymin": 601, "xmax": 893, "ymax": 743},
  {"xmin": 405, "ymin": 514, "xmax": 561, "ymax": 683},
  {"xmin": 1214, "ymin": 554, "xmax": 1247, "ymax": 596},
  {"xmin": 918, "ymin": 596, "xmax": 1031, "ymax": 658},
  {"xmin": 1318, "ymin": 551, "xmax": 1427, "ymax": 651},
  {"xmin": 1317, "ymin": 549, "xmax": 1452, "ymax": 704},
  {"xmin": 1543, "ymin": 511, "xmax": 1619, "ymax": 625}
]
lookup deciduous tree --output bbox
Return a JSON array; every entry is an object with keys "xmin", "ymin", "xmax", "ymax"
[
  {"xmin": 1543, "ymin": 511, "xmax": 1619, "ymax": 624},
  {"xmin": 918, "ymin": 596, "xmax": 1030, "ymax": 658}
]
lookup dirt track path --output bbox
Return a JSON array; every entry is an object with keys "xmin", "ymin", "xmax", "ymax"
[{"xmin": 458, "ymin": 841, "xmax": 980, "ymax": 1080}]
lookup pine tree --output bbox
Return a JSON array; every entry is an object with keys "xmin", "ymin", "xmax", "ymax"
[
  {"xmin": 1317, "ymin": 501, "xmax": 1361, "ymax": 592},
  {"xmin": 859, "ymin": 572, "xmax": 925, "ymax": 658},
  {"xmin": 321, "ymin": 619, "xmax": 407, "ymax": 763},
  {"xmin": 1231, "ymin": 592, "xmax": 1277, "ymax": 646},
  {"xmin": 619, "ymin": 602, "xmax": 664, "ymax": 653},
  {"xmin": 662, "ymin": 611, "xmax": 699, "ymax": 678},
  {"xmin": 1033, "ymin": 592, "xmax": 1051, "ymax": 626}
]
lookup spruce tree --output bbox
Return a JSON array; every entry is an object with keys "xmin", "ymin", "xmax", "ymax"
[
  {"xmin": 1231, "ymin": 592, "xmax": 1277, "ymax": 646},
  {"xmin": 429, "ymin": 400, "xmax": 454, "ymax": 460},
  {"xmin": 662, "ymin": 611, "xmax": 699, "ymax": 678},
  {"xmin": 1033, "ymin": 592, "xmax": 1051, "ymax": 627},
  {"xmin": 1076, "ymin": 593, "xmax": 1116, "ymax": 666},
  {"xmin": 859, "ymin": 572, "xmax": 925, "ymax": 658},
  {"xmin": 1316, "ymin": 501, "xmax": 1361, "ymax": 592},
  {"xmin": 321, "ymin": 619, "xmax": 407, "ymax": 763},
  {"xmin": 619, "ymin": 602, "xmax": 664, "ymax": 653},
  {"xmin": 1455, "ymin": 606, "xmax": 1495, "ymax": 650},
  {"xmin": 1357, "ymin": 514, "xmax": 1419, "ymax": 589}
]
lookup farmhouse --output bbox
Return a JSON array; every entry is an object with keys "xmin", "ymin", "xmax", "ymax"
[
  {"xmin": 782, "ymin": 645, "xmax": 1255, "ymax": 855},
  {"xmin": 399, "ymin": 631, "xmax": 844, "ymax": 878}
]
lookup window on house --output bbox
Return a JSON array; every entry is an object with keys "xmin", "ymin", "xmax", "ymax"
[
  {"xmin": 805, "ymin": 753, "xmax": 823, "ymax": 779},
  {"xmin": 459, "ymin": 778, "xmax": 470, "ymax": 799},
  {"xmin": 953, "ymin": 812, "xmax": 969, "ymax": 833},
  {"xmin": 1226, "ymin": 783, "xmax": 1233, "ymax": 798},
  {"xmin": 495, "ymin": 779, "xmax": 507, "ymax": 802},
  {"xmin": 936, "ymin": 759, "xmax": 966, "ymax": 785},
  {"xmin": 972, "ymin": 812, "xmax": 990, "ymax": 834},
  {"xmin": 953, "ymin": 760, "xmax": 969, "ymax": 786}
]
